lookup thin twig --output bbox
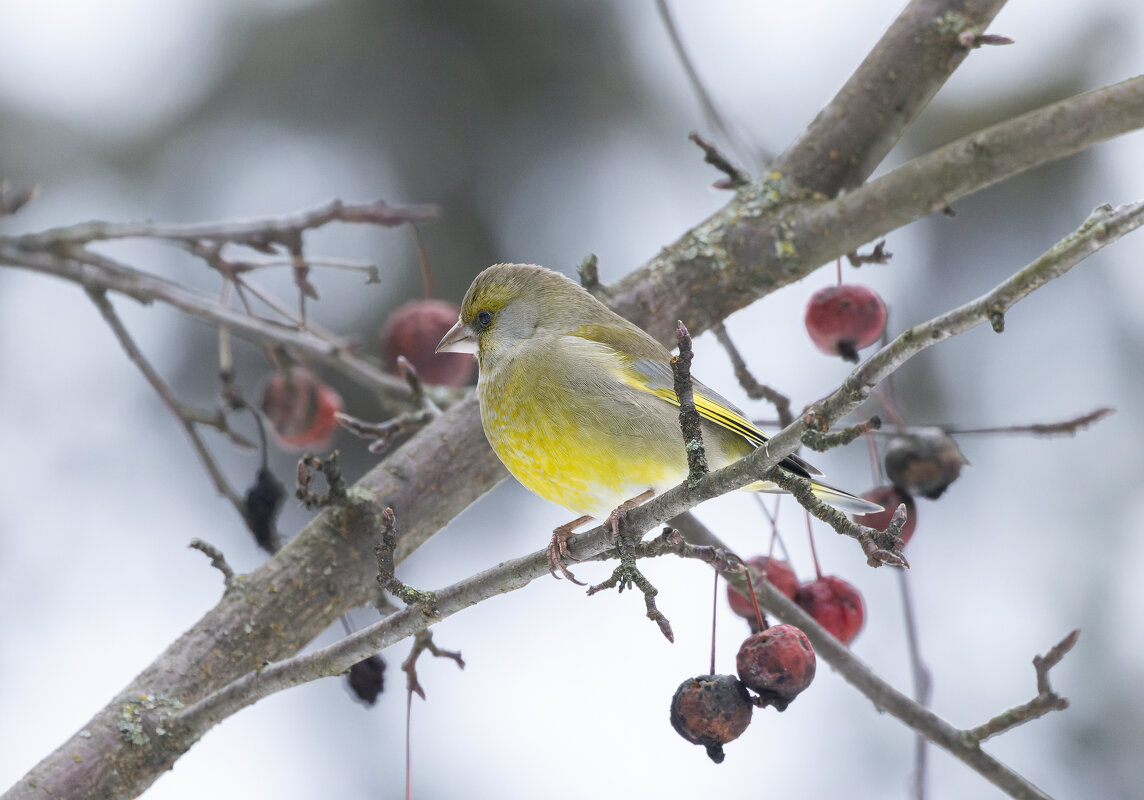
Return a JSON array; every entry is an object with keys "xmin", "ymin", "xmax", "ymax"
[
  {"xmin": 801, "ymin": 415, "xmax": 882, "ymax": 452},
  {"xmin": 296, "ymin": 452, "xmax": 349, "ymax": 510},
  {"xmin": 375, "ymin": 508, "xmax": 439, "ymax": 612},
  {"xmin": 402, "ymin": 630, "xmax": 464, "ymax": 701},
  {"xmin": 965, "ymin": 630, "xmax": 1078, "ymax": 744},
  {"xmin": 672, "ymin": 321, "xmax": 709, "ymax": 484},
  {"xmin": 847, "ymin": 239, "xmax": 893, "ymax": 266},
  {"xmin": 944, "ymin": 407, "xmax": 1115, "ymax": 436},
  {"xmin": 899, "ymin": 569, "xmax": 933, "ymax": 800},
  {"xmin": 656, "ymin": 0, "xmax": 765, "ymax": 168},
  {"xmin": 711, "ymin": 322, "xmax": 793, "ymax": 427},
  {"xmin": 14, "ymin": 198, "xmax": 438, "ymax": 249},
  {"xmin": 85, "ymin": 288, "xmax": 248, "ymax": 517},
  {"xmin": 335, "ymin": 409, "xmax": 434, "ymax": 455},
  {"xmin": 688, "ymin": 132, "xmax": 750, "ymax": 188},
  {"xmin": 188, "ymin": 539, "xmax": 237, "ymax": 589}
]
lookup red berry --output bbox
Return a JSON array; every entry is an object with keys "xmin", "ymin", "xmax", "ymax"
[
  {"xmin": 804, "ymin": 284, "xmax": 887, "ymax": 362},
  {"xmin": 796, "ymin": 575, "xmax": 865, "ymax": 645},
  {"xmin": 261, "ymin": 367, "xmax": 344, "ymax": 450},
  {"xmin": 883, "ymin": 427, "xmax": 966, "ymax": 499},
  {"xmin": 726, "ymin": 556, "xmax": 799, "ymax": 620},
  {"xmin": 735, "ymin": 624, "xmax": 816, "ymax": 710},
  {"xmin": 852, "ymin": 486, "xmax": 917, "ymax": 545},
  {"xmin": 380, "ymin": 299, "xmax": 475, "ymax": 386},
  {"xmin": 669, "ymin": 674, "xmax": 753, "ymax": 763}
]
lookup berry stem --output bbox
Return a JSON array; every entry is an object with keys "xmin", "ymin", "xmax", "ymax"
[
  {"xmin": 710, "ymin": 570, "xmax": 719, "ymax": 676},
  {"xmin": 405, "ymin": 688, "xmax": 414, "ymax": 800},
  {"xmin": 805, "ymin": 511, "xmax": 823, "ymax": 580},
  {"xmin": 744, "ymin": 572, "xmax": 767, "ymax": 632}
]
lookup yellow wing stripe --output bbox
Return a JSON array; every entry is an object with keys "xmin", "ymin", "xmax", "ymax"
[{"xmin": 645, "ymin": 387, "xmax": 768, "ymax": 448}]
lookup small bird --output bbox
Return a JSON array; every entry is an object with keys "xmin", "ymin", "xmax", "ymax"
[{"xmin": 437, "ymin": 264, "xmax": 879, "ymax": 581}]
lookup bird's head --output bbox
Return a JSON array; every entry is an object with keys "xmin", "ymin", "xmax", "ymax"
[{"xmin": 436, "ymin": 263, "xmax": 599, "ymax": 367}]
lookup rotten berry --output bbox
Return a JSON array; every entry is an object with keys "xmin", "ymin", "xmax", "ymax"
[
  {"xmin": 853, "ymin": 486, "xmax": 917, "ymax": 546},
  {"xmin": 346, "ymin": 654, "xmax": 386, "ymax": 707},
  {"xmin": 804, "ymin": 284, "xmax": 887, "ymax": 362},
  {"xmin": 243, "ymin": 467, "xmax": 285, "ymax": 553},
  {"xmin": 796, "ymin": 575, "xmax": 865, "ymax": 646},
  {"xmin": 736, "ymin": 624, "xmax": 816, "ymax": 710},
  {"xmin": 884, "ymin": 427, "xmax": 967, "ymax": 499},
  {"xmin": 261, "ymin": 367, "xmax": 344, "ymax": 451},
  {"xmin": 381, "ymin": 299, "xmax": 475, "ymax": 386},
  {"xmin": 669, "ymin": 674, "xmax": 753, "ymax": 763},
  {"xmin": 727, "ymin": 556, "xmax": 799, "ymax": 620}
]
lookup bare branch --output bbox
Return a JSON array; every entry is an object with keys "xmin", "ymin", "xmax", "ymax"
[
  {"xmin": 85, "ymin": 287, "xmax": 249, "ymax": 517},
  {"xmin": 13, "ymin": 198, "xmax": 437, "ymax": 250},
  {"xmin": 711, "ymin": 322, "xmax": 794, "ymax": 427},
  {"xmin": 945, "ymin": 406, "xmax": 1115, "ymax": 436},
  {"xmin": 611, "ymin": 76, "xmax": 1144, "ymax": 344},
  {"xmin": 777, "ymin": 0, "xmax": 1009, "ymax": 196},
  {"xmin": 1, "ymin": 243, "xmax": 420, "ymax": 407},
  {"xmin": 672, "ymin": 320, "xmax": 709, "ymax": 484},
  {"xmin": 656, "ymin": 1, "xmax": 764, "ymax": 168},
  {"xmin": 965, "ymin": 630, "xmax": 1079, "ymax": 744},
  {"xmin": 688, "ymin": 131, "xmax": 750, "ymax": 188},
  {"xmin": 188, "ymin": 539, "xmax": 237, "ymax": 589}
]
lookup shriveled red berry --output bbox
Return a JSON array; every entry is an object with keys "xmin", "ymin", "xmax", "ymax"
[
  {"xmin": 883, "ymin": 427, "xmax": 966, "ymax": 499},
  {"xmin": 261, "ymin": 367, "xmax": 344, "ymax": 450},
  {"xmin": 796, "ymin": 575, "xmax": 865, "ymax": 646},
  {"xmin": 669, "ymin": 674, "xmax": 753, "ymax": 763},
  {"xmin": 346, "ymin": 654, "xmax": 386, "ymax": 707},
  {"xmin": 736, "ymin": 624, "xmax": 816, "ymax": 710},
  {"xmin": 804, "ymin": 284, "xmax": 887, "ymax": 362},
  {"xmin": 727, "ymin": 556, "xmax": 799, "ymax": 620},
  {"xmin": 852, "ymin": 486, "xmax": 917, "ymax": 545},
  {"xmin": 380, "ymin": 299, "xmax": 474, "ymax": 386}
]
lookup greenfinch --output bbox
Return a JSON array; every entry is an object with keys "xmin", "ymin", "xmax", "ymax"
[{"xmin": 437, "ymin": 263, "xmax": 879, "ymax": 581}]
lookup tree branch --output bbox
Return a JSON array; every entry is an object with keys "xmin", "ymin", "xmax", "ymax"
[
  {"xmin": 9, "ymin": 198, "xmax": 1134, "ymax": 800},
  {"xmin": 776, "ymin": 0, "xmax": 1009, "ymax": 196},
  {"xmin": 609, "ymin": 75, "xmax": 1144, "ymax": 344},
  {"xmin": 0, "ymin": 241, "xmax": 419, "ymax": 407}
]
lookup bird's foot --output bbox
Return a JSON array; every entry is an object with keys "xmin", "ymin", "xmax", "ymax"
[
  {"xmin": 547, "ymin": 515, "xmax": 593, "ymax": 585},
  {"xmin": 603, "ymin": 489, "xmax": 654, "ymax": 543}
]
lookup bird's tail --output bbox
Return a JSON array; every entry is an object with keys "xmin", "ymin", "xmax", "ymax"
[
  {"xmin": 751, "ymin": 478, "xmax": 883, "ymax": 514},
  {"xmin": 808, "ymin": 479, "xmax": 882, "ymax": 514}
]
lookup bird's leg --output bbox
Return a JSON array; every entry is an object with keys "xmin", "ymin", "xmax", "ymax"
[
  {"xmin": 547, "ymin": 515, "xmax": 594, "ymax": 584},
  {"xmin": 587, "ymin": 489, "xmax": 673, "ymax": 642}
]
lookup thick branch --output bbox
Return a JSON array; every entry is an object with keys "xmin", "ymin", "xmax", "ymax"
[
  {"xmin": 776, "ymin": 0, "xmax": 1009, "ymax": 195},
  {"xmin": 5, "ymin": 397, "xmax": 504, "ymax": 800},
  {"xmin": 609, "ymin": 76, "xmax": 1144, "ymax": 344}
]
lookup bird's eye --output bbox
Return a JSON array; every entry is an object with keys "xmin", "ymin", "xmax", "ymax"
[{"xmin": 476, "ymin": 310, "xmax": 493, "ymax": 329}]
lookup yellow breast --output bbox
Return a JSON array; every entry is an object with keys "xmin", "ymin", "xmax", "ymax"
[{"xmin": 477, "ymin": 339, "xmax": 686, "ymax": 519}]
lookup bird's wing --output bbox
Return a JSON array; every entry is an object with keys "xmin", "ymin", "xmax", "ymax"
[{"xmin": 567, "ymin": 324, "xmax": 823, "ymax": 478}]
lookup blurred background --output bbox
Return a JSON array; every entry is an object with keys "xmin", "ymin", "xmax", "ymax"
[{"xmin": 2, "ymin": 1, "xmax": 1143, "ymax": 798}]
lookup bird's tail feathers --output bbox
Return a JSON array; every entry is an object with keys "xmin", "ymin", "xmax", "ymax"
[{"xmin": 808, "ymin": 480, "xmax": 882, "ymax": 514}]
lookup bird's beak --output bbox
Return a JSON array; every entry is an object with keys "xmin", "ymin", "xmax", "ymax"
[{"xmin": 436, "ymin": 317, "xmax": 479, "ymax": 355}]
